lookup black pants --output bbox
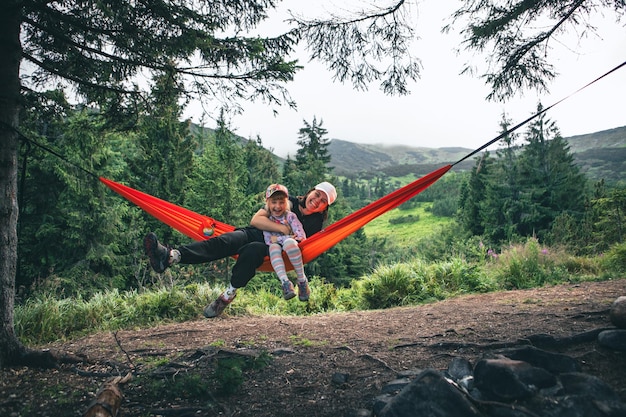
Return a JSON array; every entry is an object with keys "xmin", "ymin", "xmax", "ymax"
[{"xmin": 177, "ymin": 227, "xmax": 268, "ymax": 288}]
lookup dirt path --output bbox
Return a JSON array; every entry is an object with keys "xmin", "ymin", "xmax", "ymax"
[{"xmin": 1, "ymin": 278, "xmax": 625, "ymax": 417}]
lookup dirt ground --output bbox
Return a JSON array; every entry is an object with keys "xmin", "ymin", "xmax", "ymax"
[{"xmin": 1, "ymin": 278, "xmax": 626, "ymax": 417}]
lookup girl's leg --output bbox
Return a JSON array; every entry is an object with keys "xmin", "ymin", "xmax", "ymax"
[
  {"xmin": 269, "ymin": 242, "xmax": 296, "ymax": 300},
  {"xmin": 269, "ymin": 243, "xmax": 289, "ymax": 283},
  {"xmin": 282, "ymin": 238, "xmax": 306, "ymax": 281},
  {"xmin": 282, "ymin": 238, "xmax": 310, "ymax": 301}
]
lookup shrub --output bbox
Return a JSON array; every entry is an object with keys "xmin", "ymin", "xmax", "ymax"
[{"xmin": 602, "ymin": 242, "xmax": 626, "ymax": 275}]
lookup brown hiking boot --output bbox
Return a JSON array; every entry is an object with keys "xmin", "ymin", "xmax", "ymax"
[{"xmin": 203, "ymin": 293, "xmax": 235, "ymax": 318}]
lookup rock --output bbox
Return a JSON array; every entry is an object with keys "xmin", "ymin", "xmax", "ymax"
[
  {"xmin": 345, "ymin": 409, "xmax": 373, "ymax": 417},
  {"xmin": 474, "ymin": 357, "xmax": 555, "ymax": 401},
  {"xmin": 598, "ymin": 329, "xmax": 626, "ymax": 351},
  {"xmin": 559, "ymin": 372, "xmax": 622, "ymax": 402},
  {"xmin": 396, "ymin": 368, "xmax": 422, "ymax": 379},
  {"xmin": 446, "ymin": 356, "xmax": 474, "ymax": 391},
  {"xmin": 331, "ymin": 372, "xmax": 350, "ymax": 385},
  {"xmin": 610, "ymin": 296, "xmax": 626, "ymax": 329},
  {"xmin": 497, "ymin": 345, "xmax": 580, "ymax": 373},
  {"xmin": 370, "ymin": 346, "xmax": 626, "ymax": 417},
  {"xmin": 380, "ymin": 378, "xmax": 411, "ymax": 394},
  {"xmin": 378, "ymin": 369, "xmax": 482, "ymax": 417},
  {"xmin": 372, "ymin": 394, "xmax": 393, "ymax": 416}
]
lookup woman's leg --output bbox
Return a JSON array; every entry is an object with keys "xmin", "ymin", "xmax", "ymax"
[
  {"xmin": 229, "ymin": 241, "xmax": 268, "ymax": 288},
  {"xmin": 177, "ymin": 229, "xmax": 250, "ymax": 264}
]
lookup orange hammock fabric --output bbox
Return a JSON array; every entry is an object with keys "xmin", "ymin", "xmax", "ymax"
[{"xmin": 100, "ymin": 164, "xmax": 451, "ymax": 271}]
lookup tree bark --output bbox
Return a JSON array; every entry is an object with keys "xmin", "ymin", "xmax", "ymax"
[{"xmin": 0, "ymin": 0, "xmax": 29, "ymax": 368}]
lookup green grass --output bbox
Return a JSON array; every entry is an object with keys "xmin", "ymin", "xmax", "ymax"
[
  {"xmin": 14, "ymin": 238, "xmax": 625, "ymax": 347},
  {"xmin": 363, "ymin": 202, "xmax": 453, "ymax": 245}
]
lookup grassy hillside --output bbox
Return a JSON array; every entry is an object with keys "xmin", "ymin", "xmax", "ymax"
[{"xmin": 363, "ymin": 202, "xmax": 454, "ymax": 246}]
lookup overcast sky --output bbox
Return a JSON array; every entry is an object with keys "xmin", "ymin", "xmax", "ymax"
[{"xmin": 183, "ymin": 1, "xmax": 626, "ymax": 158}]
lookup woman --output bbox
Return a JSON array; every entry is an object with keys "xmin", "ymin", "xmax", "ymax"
[{"xmin": 144, "ymin": 181, "xmax": 337, "ymax": 318}]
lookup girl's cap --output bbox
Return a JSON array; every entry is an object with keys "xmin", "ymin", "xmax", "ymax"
[{"xmin": 266, "ymin": 184, "xmax": 289, "ymax": 199}]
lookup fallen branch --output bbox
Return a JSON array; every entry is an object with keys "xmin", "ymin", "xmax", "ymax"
[{"xmin": 82, "ymin": 373, "xmax": 132, "ymax": 417}]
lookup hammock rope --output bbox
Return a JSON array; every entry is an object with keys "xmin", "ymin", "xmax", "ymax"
[{"xmin": 454, "ymin": 59, "xmax": 626, "ymax": 166}]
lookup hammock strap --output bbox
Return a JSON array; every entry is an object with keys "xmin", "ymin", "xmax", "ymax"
[{"xmin": 454, "ymin": 59, "xmax": 626, "ymax": 166}]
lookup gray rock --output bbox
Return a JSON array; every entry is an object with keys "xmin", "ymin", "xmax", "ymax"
[
  {"xmin": 474, "ymin": 358, "xmax": 535, "ymax": 401},
  {"xmin": 380, "ymin": 378, "xmax": 411, "ymax": 394},
  {"xmin": 331, "ymin": 372, "xmax": 350, "ymax": 385},
  {"xmin": 378, "ymin": 369, "xmax": 482, "ymax": 417},
  {"xmin": 610, "ymin": 296, "xmax": 626, "ymax": 329},
  {"xmin": 497, "ymin": 345, "xmax": 579, "ymax": 373},
  {"xmin": 598, "ymin": 329, "xmax": 626, "ymax": 351}
]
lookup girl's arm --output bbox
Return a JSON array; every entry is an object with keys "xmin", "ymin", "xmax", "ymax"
[{"xmin": 250, "ymin": 208, "xmax": 291, "ymax": 234}]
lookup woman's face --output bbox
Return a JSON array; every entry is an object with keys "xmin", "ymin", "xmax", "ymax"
[{"xmin": 304, "ymin": 189, "xmax": 329, "ymax": 213}]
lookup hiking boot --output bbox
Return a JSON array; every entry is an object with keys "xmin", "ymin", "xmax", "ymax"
[
  {"xmin": 282, "ymin": 281, "xmax": 296, "ymax": 300},
  {"xmin": 203, "ymin": 293, "xmax": 235, "ymax": 318},
  {"xmin": 144, "ymin": 232, "xmax": 170, "ymax": 273},
  {"xmin": 297, "ymin": 279, "xmax": 310, "ymax": 302}
]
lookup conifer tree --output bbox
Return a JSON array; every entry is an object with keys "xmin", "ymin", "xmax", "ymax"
[
  {"xmin": 480, "ymin": 115, "xmax": 523, "ymax": 242},
  {"xmin": 281, "ymin": 154, "xmax": 299, "ymax": 193},
  {"xmin": 290, "ymin": 117, "xmax": 332, "ymax": 195},
  {"xmin": 516, "ymin": 105, "xmax": 587, "ymax": 239},
  {"xmin": 458, "ymin": 153, "xmax": 492, "ymax": 237},
  {"xmin": 186, "ymin": 110, "xmax": 248, "ymax": 227},
  {"xmin": 243, "ymin": 135, "xmax": 281, "ymax": 196}
]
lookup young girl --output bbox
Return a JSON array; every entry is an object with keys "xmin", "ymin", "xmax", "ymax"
[{"xmin": 262, "ymin": 184, "xmax": 309, "ymax": 301}]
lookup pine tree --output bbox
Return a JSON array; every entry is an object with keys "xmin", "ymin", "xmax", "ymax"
[
  {"xmin": 129, "ymin": 71, "xmax": 195, "ymax": 242},
  {"xmin": 290, "ymin": 117, "xmax": 332, "ymax": 195},
  {"xmin": 186, "ymin": 110, "xmax": 248, "ymax": 226},
  {"xmin": 481, "ymin": 115, "xmax": 523, "ymax": 242},
  {"xmin": 458, "ymin": 153, "xmax": 492, "ymax": 237},
  {"xmin": 243, "ymin": 135, "xmax": 281, "ymax": 196},
  {"xmin": 516, "ymin": 105, "xmax": 587, "ymax": 239},
  {"xmin": 18, "ymin": 107, "xmax": 145, "ymax": 295}
]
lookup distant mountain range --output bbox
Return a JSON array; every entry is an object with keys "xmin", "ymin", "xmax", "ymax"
[{"xmin": 326, "ymin": 125, "xmax": 626, "ymax": 183}]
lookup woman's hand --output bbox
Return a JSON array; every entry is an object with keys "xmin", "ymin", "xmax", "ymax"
[{"xmin": 250, "ymin": 208, "xmax": 290, "ymax": 234}]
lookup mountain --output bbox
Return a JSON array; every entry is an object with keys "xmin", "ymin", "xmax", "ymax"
[
  {"xmin": 327, "ymin": 140, "xmax": 477, "ymax": 177},
  {"xmin": 567, "ymin": 126, "xmax": 626, "ymax": 183},
  {"xmin": 327, "ymin": 125, "xmax": 626, "ymax": 182},
  {"xmin": 194, "ymin": 122, "xmax": 625, "ymax": 183}
]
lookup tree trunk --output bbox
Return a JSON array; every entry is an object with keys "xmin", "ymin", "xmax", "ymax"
[{"xmin": 0, "ymin": 1, "xmax": 31, "ymax": 368}]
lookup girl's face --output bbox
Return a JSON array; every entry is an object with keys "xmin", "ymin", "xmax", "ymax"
[
  {"xmin": 267, "ymin": 195, "xmax": 289, "ymax": 217},
  {"xmin": 304, "ymin": 189, "xmax": 329, "ymax": 213}
]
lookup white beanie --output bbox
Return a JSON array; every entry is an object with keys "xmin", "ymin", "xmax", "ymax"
[{"xmin": 314, "ymin": 181, "xmax": 337, "ymax": 205}]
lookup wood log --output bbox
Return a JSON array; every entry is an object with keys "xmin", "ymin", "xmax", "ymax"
[{"xmin": 83, "ymin": 373, "xmax": 132, "ymax": 417}]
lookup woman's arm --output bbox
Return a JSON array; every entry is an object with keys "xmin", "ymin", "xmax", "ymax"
[
  {"xmin": 288, "ymin": 213, "xmax": 307, "ymax": 241},
  {"xmin": 250, "ymin": 208, "xmax": 291, "ymax": 234}
]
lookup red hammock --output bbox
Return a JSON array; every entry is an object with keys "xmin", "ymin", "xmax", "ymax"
[{"xmin": 100, "ymin": 164, "xmax": 451, "ymax": 271}]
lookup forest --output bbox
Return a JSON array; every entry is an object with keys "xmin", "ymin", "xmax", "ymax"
[
  {"xmin": 2, "ymin": 0, "xmax": 626, "ymax": 376},
  {"xmin": 14, "ymin": 92, "xmax": 626, "ymax": 302}
]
